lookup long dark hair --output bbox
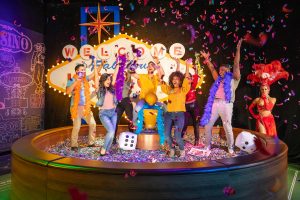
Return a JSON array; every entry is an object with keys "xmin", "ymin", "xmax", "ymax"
[
  {"xmin": 168, "ymin": 71, "xmax": 184, "ymax": 88},
  {"xmin": 99, "ymin": 73, "xmax": 114, "ymax": 94}
]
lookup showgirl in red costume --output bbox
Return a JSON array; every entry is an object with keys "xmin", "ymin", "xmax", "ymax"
[
  {"xmin": 248, "ymin": 84, "xmax": 277, "ymax": 137},
  {"xmin": 247, "ymin": 60, "xmax": 289, "ymax": 137}
]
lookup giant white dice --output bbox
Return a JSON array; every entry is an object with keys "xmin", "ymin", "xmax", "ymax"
[
  {"xmin": 118, "ymin": 132, "xmax": 137, "ymax": 150},
  {"xmin": 235, "ymin": 131, "xmax": 257, "ymax": 154}
]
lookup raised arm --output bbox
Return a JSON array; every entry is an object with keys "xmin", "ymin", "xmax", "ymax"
[
  {"xmin": 154, "ymin": 56, "xmax": 165, "ymax": 80},
  {"xmin": 171, "ymin": 57, "xmax": 180, "ymax": 71},
  {"xmin": 88, "ymin": 59, "xmax": 104, "ymax": 81},
  {"xmin": 130, "ymin": 55, "xmax": 140, "ymax": 80},
  {"xmin": 200, "ymin": 51, "xmax": 218, "ymax": 80},
  {"xmin": 94, "ymin": 60, "xmax": 104, "ymax": 92},
  {"xmin": 112, "ymin": 61, "xmax": 120, "ymax": 86},
  {"xmin": 233, "ymin": 39, "xmax": 242, "ymax": 80},
  {"xmin": 185, "ymin": 58, "xmax": 192, "ymax": 77}
]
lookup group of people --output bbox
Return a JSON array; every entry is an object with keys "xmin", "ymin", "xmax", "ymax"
[{"xmin": 66, "ymin": 38, "xmax": 278, "ymax": 157}]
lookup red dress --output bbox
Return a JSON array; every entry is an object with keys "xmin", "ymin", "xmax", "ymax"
[
  {"xmin": 186, "ymin": 74, "xmax": 198, "ymax": 103},
  {"xmin": 249, "ymin": 98, "xmax": 277, "ymax": 137}
]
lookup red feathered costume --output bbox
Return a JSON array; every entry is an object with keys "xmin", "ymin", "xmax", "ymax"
[
  {"xmin": 247, "ymin": 60, "xmax": 289, "ymax": 86},
  {"xmin": 247, "ymin": 60, "xmax": 289, "ymax": 137}
]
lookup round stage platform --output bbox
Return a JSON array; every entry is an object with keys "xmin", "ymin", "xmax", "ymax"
[{"xmin": 11, "ymin": 126, "xmax": 288, "ymax": 200}]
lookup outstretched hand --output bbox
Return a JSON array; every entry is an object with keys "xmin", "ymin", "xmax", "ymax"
[
  {"xmin": 237, "ymin": 39, "xmax": 243, "ymax": 50},
  {"xmin": 185, "ymin": 58, "xmax": 193, "ymax": 65},
  {"xmin": 153, "ymin": 56, "xmax": 159, "ymax": 64},
  {"xmin": 199, "ymin": 51, "xmax": 210, "ymax": 60}
]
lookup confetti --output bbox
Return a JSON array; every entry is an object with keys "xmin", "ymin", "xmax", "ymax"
[
  {"xmin": 223, "ymin": 186, "xmax": 236, "ymax": 196},
  {"xmin": 45, "ymin": 132, "xmax": 243, "ymax": 163}
]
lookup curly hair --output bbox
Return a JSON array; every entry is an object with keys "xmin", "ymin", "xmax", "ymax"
[
  {"xmin": 168, "ymin": 71, "xmax": 184, "ymax": 88},
  {"xmin": 99, "ymin": 73, "xmax": 115, "ymax": 94}
]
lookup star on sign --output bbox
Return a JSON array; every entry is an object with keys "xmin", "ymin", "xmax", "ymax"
[{"xmin": 79, "ymin": 3, "xmax": 120, "ymax": 44}]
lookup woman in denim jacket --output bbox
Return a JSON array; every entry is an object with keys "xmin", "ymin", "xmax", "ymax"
[{"xmin": 95, "ymin": 63, "xmax": 119, "ymax": 156}]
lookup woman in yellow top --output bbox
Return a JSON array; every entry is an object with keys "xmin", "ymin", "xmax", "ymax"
[{"xmin": 161, "ymin": 59, "xmax": 191, "ymax": 157}]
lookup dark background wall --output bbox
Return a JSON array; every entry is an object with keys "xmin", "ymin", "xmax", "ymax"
[
  {"xmin": 0, "ymin": 0, "xmax": 299, "ymax": 163},
  {"xmin": 0, "ymin": 0, "xmax": 45, "ymax": 173}
]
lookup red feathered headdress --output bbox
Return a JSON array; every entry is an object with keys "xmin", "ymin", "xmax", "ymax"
[{"xmin": 247, "ymin": 60, "xmax": 289, "ymax": 86}]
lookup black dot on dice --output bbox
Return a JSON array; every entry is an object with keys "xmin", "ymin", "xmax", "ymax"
[
  {"xmin": 130, "ymin": 144, "xmax": 133, "ymax": 147},
  {"xmin": 242, "ymin": 146, "xmax": 246, "ymax": 149},
  {"xmin": 126, "ymin": 135, "xmax": 129, "ymax": 138},
  {"xmin": 125, "ymin": 144, "xmax": 127, "ymax": 146},
  {"xmin": 245, "ymin": 141, "xmax": 249, "ymax": 145},
  {"xmin": 131, "ymin": 136, "xmax": 134, "ymax": 139},
  {"xmin": 125, "ymin": 139, "xmax": 128, "ymax": 142},
  {"xmin": 131, "ymin": 140, "xmax": 134, "ymax": 143}
]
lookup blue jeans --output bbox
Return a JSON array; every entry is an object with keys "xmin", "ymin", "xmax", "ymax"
[
  {"xmin": 164, "ymin": 112, "xmax": 185, "ymax": 150},
  {"xmin": 99, "ymin": 108, "xmax": 117, "ymax": 151}
]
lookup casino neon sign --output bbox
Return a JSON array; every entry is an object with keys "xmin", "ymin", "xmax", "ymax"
[{"xmin": 0, "ymin": 24, "xmax": 32, "ymax": 53}]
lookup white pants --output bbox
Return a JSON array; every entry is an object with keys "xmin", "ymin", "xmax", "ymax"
[
  {"xmin": 204, "ymin": 100, "xmax": 234, "ymax": 150},
  {"xmin": 71, "ymin": 106, "xmax": 96, "ymax": 147}
]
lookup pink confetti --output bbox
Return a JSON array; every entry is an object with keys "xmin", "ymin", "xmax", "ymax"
[
  {"xmin": 70, "ymin": 35, "xmax": 76, "ymax": 41},
  {"xmin": 62, "ymin": 0, "xmax": 69, "ymax": 5},
  {"xmin": 243, "ymin": 95, "xmax": 252, "ymax": 101},
  {"xmin": 160, "ymin": 7, "xmax": 166, "ymax": 17},
  {"xmin": 141, "ymin": 18, "xmax": 150, "ymax": 27},
  {"xmin": 293, "ymin": 124, "xmax": 298, "ymax": 130},
  {"xmin": 130, "ymin": 20, "xmax": 136, "ymax": 25},
  {"xmin": 213, "ymin": 47, "xmax": 220, "ymax": 54},
  {"xmin": 124, "ymin": 173, "xmax": 129, "ymax": 179},
  {"xmin": 144, "ymin": 0, "xmax": 149, "ymax": 6},
  {"xmin": 189, "ymin": 0, "xmax": 196, "ymax": 6},
  {"xmin": 180, "ymin": 0, "xmax": 186, "ymax": 6},
  {"xmin": 223, "ymin": 186, "xmax": 236, "ymax": 196},
  {"xmin": 129, "ymin": 170, "xmax": 137, "ymax": 177},
  {"xmin": 220, "ymin": 1, "xmax": 227, "ymax": 6},
  {"xmin": 13, "ymin": 20, "xmax": 21, "ymax": 27},
  {"xmin": 282, "ymin": 4, "xmax": 293, "ymax": 13}
]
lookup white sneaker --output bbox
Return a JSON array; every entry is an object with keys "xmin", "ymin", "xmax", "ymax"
[
  {"xmin": 169, "ymin": 149, "xmax": 175, "ymax": 158},
  {"xmin": 228, "ymin": 149, "xmax": 234, "ymax": 154},
  {"xmin": 203, "ymin": 145, "xmax": 211, "ymax": 151}
]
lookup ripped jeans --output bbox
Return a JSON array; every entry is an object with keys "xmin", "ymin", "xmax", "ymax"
[
  {"xmin": 204, "ymin": 100, "xmax": 234, "ymax": 150},
  {"xmin": 99, "ymin": 108, "xmax": 117, "ymax": 151}
]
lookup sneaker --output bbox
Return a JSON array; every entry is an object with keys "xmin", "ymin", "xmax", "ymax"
[
  {"xmin": 87, "ymin": 144, "xmax": 96, "ymax": 147},
  {"xmin": 100, "ymin": 147, "xmax": 106, "ymax": 156},
  {"xmin": 202, "ymin": 145, "xmax": 211, "ymax": 151},
  {"xmin": 169, "ymin": 149, "xmax": 175, "ymax": 158},
  {"xmin": 71, "ymin": 147, "xmax": 79, "ymax": 151},
  {"xmin": 228, "ymin": 148, "xmax": 234, "ymax": 154},
  {"xmin": 179, "ymin": 150, "xmax": 185, "ymax": 158}
]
